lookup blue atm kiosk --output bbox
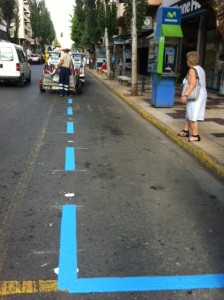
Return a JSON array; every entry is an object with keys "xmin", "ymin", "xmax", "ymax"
[{"xmin": 148, "ymin": 7, "xmax": 183, "ymax": 107}]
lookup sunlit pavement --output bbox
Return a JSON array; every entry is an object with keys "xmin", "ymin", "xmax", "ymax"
[{"xmin": 86, "ymin": 67, "xmax": 224, "ymax": 181}]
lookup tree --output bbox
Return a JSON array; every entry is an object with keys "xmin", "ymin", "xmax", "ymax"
[
  {"xmin": 30, "ymin": 0, "xmax": 55, "ymax": 51},
  {"xmin": 124, "ymin": 0, "xmax": 148, "ymax": 32},
  {"xmin": 13, "ymin": 0, "xmax": 20, "ymax": 44},
  {"xmin": 0, "ymin": 0, "xmax": 16, "ymax": 40},
  {"xmin": 71, "ymin": 15, "xmax": 82, "ymax": 47},
  {"xmin": 70, "ymin": 0, "xmax": 117, "ymax": 52}
]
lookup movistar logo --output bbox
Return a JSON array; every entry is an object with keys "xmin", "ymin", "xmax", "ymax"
[{"xmin": 167, "ymin": 11, "xmax": 177, "ymax": 18}]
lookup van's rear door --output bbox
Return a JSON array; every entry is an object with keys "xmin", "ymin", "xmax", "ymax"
[
  {"xmin": 0, "ymin": 45, "xmax": 16, "ymax": 77},
  {"xmin": 16, "ymin": 48, "xmax": 30, "ymax": 79}
]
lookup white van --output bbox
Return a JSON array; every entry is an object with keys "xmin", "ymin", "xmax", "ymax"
[{"xmin": 0, "ymin": 42, "xmax": 31, "ymax": 86}]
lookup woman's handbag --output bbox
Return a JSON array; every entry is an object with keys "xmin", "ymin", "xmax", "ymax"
[{"xmin": 182, "ymin": 68, "xmax": 201, "ymax": 101}]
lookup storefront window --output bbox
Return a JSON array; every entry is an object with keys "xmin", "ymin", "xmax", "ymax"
[{"xmin": 204, "ymin": 29, "xmax": 224, "ymax": 90}]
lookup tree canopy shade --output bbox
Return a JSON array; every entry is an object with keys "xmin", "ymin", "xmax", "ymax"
[
  {"xmin": 70, "ymin": 0, "xmax": 117, "ymax": 50},
  {"xmin": 124, "ymin": 0, "xmax": 148, "ymax": 31},
  {"xmin": 29, "ymin": 0, "xmax": 55, "ymax": 51}
]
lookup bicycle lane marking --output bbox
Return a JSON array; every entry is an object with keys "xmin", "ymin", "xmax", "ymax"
[{"xmin": 58, "ymin": 204, "xmax": 224, "ymax": 294}]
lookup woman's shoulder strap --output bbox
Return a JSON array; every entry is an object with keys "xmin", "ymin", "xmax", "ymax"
[{"xmin": 191, "ymin": 67, "xmax": 199, "ymax": 78}]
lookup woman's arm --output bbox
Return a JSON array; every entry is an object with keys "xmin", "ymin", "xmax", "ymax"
[
  {"xmin": 185, "ymin": 68, "xmax": 197, "ymax": 95},
  {"xmin": 181, "ymin": 68, "xmax": 197, "ymax": 103}
]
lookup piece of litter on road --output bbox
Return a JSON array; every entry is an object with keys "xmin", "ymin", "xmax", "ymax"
[{"xmin": 65, "ymin": 193, "xmax": 75, "ymax": 197}]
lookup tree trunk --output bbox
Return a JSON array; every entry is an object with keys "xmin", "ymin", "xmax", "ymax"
[{"xmin": 131, "ymin": 0, "xmax": 138, "ymax": 96}]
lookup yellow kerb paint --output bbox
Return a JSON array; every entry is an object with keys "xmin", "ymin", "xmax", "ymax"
[{"xmin": 0, "ymin": 280, "xmax": 58, "ymax": 296}]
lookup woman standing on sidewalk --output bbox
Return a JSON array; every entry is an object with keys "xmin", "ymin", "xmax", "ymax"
[{"xmin": 178, "ymin": 51, "xmax": 207, "ymax": 142}]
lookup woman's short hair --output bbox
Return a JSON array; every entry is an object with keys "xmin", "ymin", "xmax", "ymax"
[{"xmin": 186, "ymin": 51, "xmax": 199, "ymax": 65}]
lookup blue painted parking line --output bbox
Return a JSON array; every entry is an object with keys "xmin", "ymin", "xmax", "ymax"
[
  {"xmin": 68, "ymin": 99, "xmax": 73, "ymax": 105},
  {"xmin": 65, "ymin": 147, "xmax": 75, "ymax": 171},
  {"xmin": 67, "ymin": 107, "xmax": 73, "ymax": 116},
  {"xmin": 58, "ymin": 205, "xmax": 77, "ymax": 290},
  {"xmin": 58, "ymin": 205, "xmax": 224, "ymax": 293},
  {"xmin": 67, "ymin": 122, "xmax": 74, "ymax": 134}
]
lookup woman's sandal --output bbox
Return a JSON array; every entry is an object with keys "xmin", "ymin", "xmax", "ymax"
[
  {"xmin": 188, "ymin": 135, "xmax": 201, "ymax": 142},
  {"xmin": 178, "ymin": 130, "xmax": 189, "ymax": 137}
]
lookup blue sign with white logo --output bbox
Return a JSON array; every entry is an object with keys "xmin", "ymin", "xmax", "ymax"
[
  {"xmin": 155, "ymin": 7, "xmax": 182, "ymax": 37},
  {"xmin": 156, "ymin": 7, "xmax": 181, "ymax": 25},
  {"xmin": 162, "ymin": 7, "xmax": 181, "ymax": 24}
]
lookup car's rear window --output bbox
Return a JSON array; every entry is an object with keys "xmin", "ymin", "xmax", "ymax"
[
  {"xmin": 16, "ymin": 49, "xmax": 26, "ymax": 62},
  {"xmin": 51, "ymin": 54, "xmax": 60, "ymax": 59},
  {"xmin": 0, "ymin": 47, "xmax": 13, "ymax": 61}
]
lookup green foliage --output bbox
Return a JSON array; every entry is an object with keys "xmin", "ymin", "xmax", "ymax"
[
  {"xmin": 70, "ymin": 0, "xmax": 117, "ymax": 50},
  {"xmin": 30, "ymin": 0, "xmax": 55, "ymax": 50},
  {"xmin": 13, "ymin": 0, "xmax": 20, "ymax": 43},
  {"xmin": 124, "ymin": 0, "xmax": 148, "ymax": 31},
  {"xmin": 96, "ymin": 2, "xmax": 105, "ymax": 38},
  {"xmin": 71, "ymin": 15, "xmax": 82, "ymax": 46},
  {"xmin": 106, "ymin": 1, "xmax": 117, "ymax": 39}
]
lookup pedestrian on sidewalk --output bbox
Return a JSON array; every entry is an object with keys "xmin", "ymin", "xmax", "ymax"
[{"xmin": 179, "ymin": 51, "xmax": 207, "ymax": 142}]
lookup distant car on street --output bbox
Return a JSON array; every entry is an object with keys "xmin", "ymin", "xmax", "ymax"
[
  {"xmin": 48, "ymin": 52, "xmax": 61, "ymax": 67},
  {"xmin": 71, "ymin": 53, "xmax": 82, "ymax": 68},
  {"xmin": 28, "ymin": 54, "xmax": 43, "ymax": 64}
]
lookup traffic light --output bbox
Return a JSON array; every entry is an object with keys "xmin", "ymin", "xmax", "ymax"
[{"xmin": 60, "ymin": 32, "xmax": 63, "ymax": 37}]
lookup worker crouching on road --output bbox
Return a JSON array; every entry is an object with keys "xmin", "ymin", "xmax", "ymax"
[{"xmin": 55, "ymin": 48, "xmax": 72, "ymax": 97}]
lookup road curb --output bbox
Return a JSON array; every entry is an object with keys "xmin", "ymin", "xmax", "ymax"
[{"xmin": 88, "ymin": 69, "xmax": 224, "ymax": 182}]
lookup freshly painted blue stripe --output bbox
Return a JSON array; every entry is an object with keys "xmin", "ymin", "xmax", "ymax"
[
  {"xmin": 65, "ymin": 147, "xmax": 75, "ymax": 171},
  {"xmin": 58, "ymin": 205, "xmax": 224, "ymax": 294},
  {"xmin": 67, "ymin": 107, "xmax": 73, "ymax": 115},
  {"xmin": 67, "ymin": 274, "xmax": 224, "ymax": 293},
  {"xmin": 58, "ymin": 205, "xmax": 77, "ymax": 291},
  {"xmin": 68, "ymin": 99, "xmax": 73, "ymax": 104},
  {"xmin": 67, "ymin": 122, "xmax": 74, "ymax": 134}
]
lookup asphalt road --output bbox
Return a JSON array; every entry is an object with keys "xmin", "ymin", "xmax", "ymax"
[{"xmin": 0, "ymin": 65, "xmax": 224, "ymax": 299}]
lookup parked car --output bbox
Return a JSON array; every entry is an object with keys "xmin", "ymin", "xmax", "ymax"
[
  {"xmin": 29, "ymin": 54, "xmax": 43, "ymax": 64},
  {"xmin": 48, "ymin": 52, "xmax": 61, "ymax": 67},
  {"xmin": 71, "ymin": 53, "xmax": 82, "ymax": 68},
  {"xmin": 0, "ymin": 42, "xmax": 31, "ymax": 86},
  {"xmin": 39, "ymin": 53, "xmax": 45, "ymax": 64},
  {"xmin": 78, "ymin": 64, "xmax": 85, "ymax": 84},
  {"xmin": 71, "ymin": 53, "xmax": 85, "ymax": 84}
]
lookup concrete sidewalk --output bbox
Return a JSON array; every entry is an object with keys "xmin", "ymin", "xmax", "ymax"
[{"xmin": 86, "ymin": 67, "xmax": 224, "ymax": 181}]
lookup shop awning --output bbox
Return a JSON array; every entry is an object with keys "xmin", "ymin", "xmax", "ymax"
[{"xmin": 161, "ymin": 24, "xmax": 183, "ymax": 38}]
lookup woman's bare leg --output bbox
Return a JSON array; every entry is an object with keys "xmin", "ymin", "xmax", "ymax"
[
  {"xmin": 191, "ymin": 121, "xmax": 199, "ymax": 135},
  {"xmin": 183, "ymin": 120, "xmax": 191, "ymax": 132}
]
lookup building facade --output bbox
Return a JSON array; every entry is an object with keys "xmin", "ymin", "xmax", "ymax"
[
  {"xmin": 115, "ymin": 0, "xmax": 162, "ymax": 74},
  {"xmin": 0, "ymin": 20, "xmax": 7, "ymax": 41},
  {"xmin": 162, "ymin": 0, "xmax": 224, "ymax": 93},
  {"xmin": 0, "ymin": 0, "xmax": 32, "ymax": 49},
  {"xmin": 18, "ymin": 0, "xmax": 32, "ymax": 48}
]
